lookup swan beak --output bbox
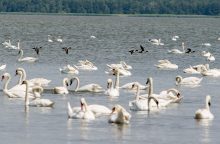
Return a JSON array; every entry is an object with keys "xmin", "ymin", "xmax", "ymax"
[
  {"xmin": 208, "ymin": 101, "xmax": 211, "ymax": 107},
  {"xmin": 80, "ymin": 102, "xmax": 84, "ymax": 110},
  {"xmin": 69, "ymin": 79, "xmax": 73, "ymax": 86},
  {"xmin": 177, "ymin": 93, "xmax": 181, "ymax": 98}
]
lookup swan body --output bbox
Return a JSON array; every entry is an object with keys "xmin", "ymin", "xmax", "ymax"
[
  {"xmin": 183, "ymin": 66, "xmax": 201, "ymax": 74},
  {"xmin": 175, "ymin": 75, "xmax": 202, "ymax": 86},
  {"xmin": 18, "ymin": 49, "xmax": 38, "ymax": 62},
  {"xmin": 109, "ymin": 104, "xmax": 131, "ymax": 124},
  {"xmin": 107, "ymin": 61, "xmax": 132, "ymax": 70},
  {"xmin": 195, "ymin": 95, "xmax": 214, "ymax": 119},
  {"xmin": 120, "ymin": 82, "xmax": 147, "ymax": 90},
  {"xmin": 207, "ymin": 54, "xmax": 215, "ymax": 62},
  {"xmin": 90, "ymin": 35, "xmax": 96, "ymax": 39},
  {"xmin": 70, "ymin": 77, "xmax": 104, "ymax": 92},
  {"xmin": 202, "ymin": 43, "xmax": 211, "ymax": 47},
  {"xmin": 74, "ymin": 60, "xmax": 98, "ymax": 71},
  {"xmin": 56, "ymin": 36, "xmax": 63, "ymax": 43},
  {"xmin": 23, "ymin": 82, "xmax": 55, "ymax": 107},
  {"xmin": 48, "ymin": 35, "xmax": 53, "ymax": 42},
  {"xmin": 54, "ymin": 78, "xmax": 69, "ymax": 94},
  {"xmin": 60, "ymin": 65, "xmax": 79, "ymax": 74},
  {"xmin": 0, "ymin": 64, "xmax": 6, "ymax": 71},
  {"xmin": 201, "ymin": 51, "xmax": 211, "ymax": 57},
  {"xmin": 67, "ymin": 98, "xmax": 95, "ymax": 120},
  {"xmin": 106, "ymin": 67, "xmax": 131, "ymax": 76},
  {"xmin": 16, "ymin": 68, "xmax": 51, "ymax": 87},
  {"xmin": 168, "ymin": 42, "xmax": 185, "ymax": 54},
  {"xmin": 171, "ymin": 35, "xmax": 179, "ymax": 41},
  {"xmin": 149, "ymin": 38, "xmax": 164, "ymax": 46},
  {"xmin": 158, "ymin": 88, "xmax": 183, "ymax": 103},
  {"xmin": 200, "ymin": 67, "xmax": 220, "ymax": 77},
  {"xmin": 155, "ymin": 59, "xmax": 178, "ymax": 70},
  {"xmin": 183, "ymin": 64, "xmax": 209, "ymax": 74}
]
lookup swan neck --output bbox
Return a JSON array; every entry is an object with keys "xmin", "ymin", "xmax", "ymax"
[
  {"xmin": 3, "ymin": 75, "xmax": 11, "ymax": 90},
  {"xmin": 19, "ymin": 49, "xmax": 23, "ymax": 59},
  {"xmin": 114, "ymin": 70, "xmax": 119, "ymax": 89},
  {"xmin": 135, "ymin": 85, "xmax": 140, "ymax": 100},
  {"xmin": 148, "ymin": 79, "xmax": 153, "ymax": 97},
  {"xmin": 24, "ymin": 82, "xmax": 29, "ymax": 106},
  {"xmin": 206, "ymin": 97, "xmax": 210, "ymax": 111},
  {"xmin": 73, "ymin": 77, "xmax": 80, "ymax": 91}
]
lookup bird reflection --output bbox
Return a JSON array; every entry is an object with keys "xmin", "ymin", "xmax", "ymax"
[{"xmin": 195, "ymin": 119, "xmax": 212, "ymax": 143}]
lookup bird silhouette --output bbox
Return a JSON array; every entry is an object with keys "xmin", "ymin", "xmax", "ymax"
[
  {"xmin": 62, "ymin": 47, "xmax": 71, "ymax": 54},
  {"xmin": 185, "ymin": 48, "xmax": 195, "ymax": 54},
  {"xmin": 128, "ymin": 49, "xmax": 135, "ymax": 55},
  {"xmin": 32, "ymin": 47, "xmax": 42, "ymax": 55}
]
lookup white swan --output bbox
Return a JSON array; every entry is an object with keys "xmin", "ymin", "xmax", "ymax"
[
  {"xmin": 0, "ymin": 64, "xmax": 6, "ymax": 71},
  {"xmin": 69, "ymin": 77, "xmax": 104, "ymax": 92},
  {"xmin": 207, "ymin": 54, "xmax": 215, "ymax": 62},
  {"xmin": 175, "ymin": 75, "xmax": 202, "ymax": 86},
  {"xmin": 1, "ymin": 73, "xmax": 34, "ymax": 98},
  {"xmin": 149, "ymin": 38, "xmax": 164, "ymax": 46},
  {"xmin": 109, "ymin": 104, "xmax": 131, "ymax": 124},
  {"xmin": 107, "ymin": 61, "xmax": 132, "ymax": 70},
  {"xmin": 18, "ymin": 49, "xmax": 38, "ymax": 62},
  {"xmin": 168, "ymin": 42, "xmax": 185, "ymax": 54},
  {"xmin": 56, "ymin": 36, "xmax": 63, "ymax": 43},
  {"xmin": 54, "ymin": 78, "xmax": 69, "ymax": 94},
  {"xmin": 171, "ymin": 35, "xmax": 179, "ymax": 41},
  {"xmin": 2, "ymin": 40, "xmax": 12, "ymax": 48},
  {"xmin": 105, "ymin": 67, "xmax": 131, "ymax": 76},
  {"xmin": 74, "ymin": 60, "xmax": 98, "ymax": 71},
  {"xmin": 200, "ymin": 66, "xmax": 220, "ymax": 77},
  {"xmin": 202, "ymin": 43, "xmax": 211, "ymax": 47},
  {"xmin": 155, "ymin": 59, "xmax": 178, "ymax": 70},
  {"xmin": 16, "ymin": 68, "xmax": 51, "ymax": 87},
  {"xmin": 48, "ymin": 35, "xmax": 53, "ymax": 42},
  {"xmin": 59, "ymin": 65, "xmax": 79, "ymax": 74},
  {"xmin": 158, "ymin": 88, "xmax": 183, "ymax": 103},
  {"xmin": 129, "ymin": 82, "xmax": 159, "ymax": 111},
  {"xmin": 183, "ymin": 64, "xmax": 209, "ymax": 74},
  {"xmin": 23, "ymin": 81, "xmax": 55, "ymax": 107},
  {"xmin": 120, "ymin": 81, "xmax": 147, "ymax": 90},
  {"xmin": 201, "ymin": 51, "xmax": 211, "ymax": 57},
  {"xmin": 183, "ymin": 66, "xmax": 201, "ymax": 74},
  {"xmin": 195, "ymin": 95, "xmax": 214, "ymax": 119},
  {"xmin": 67, "ymin": 98, "xmax": 95, "ymax": 120},
  {"xmin": 105, "ymin": 69, "xmax": 120, "ymax": 97}
]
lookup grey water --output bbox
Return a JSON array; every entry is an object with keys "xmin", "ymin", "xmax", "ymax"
[{"xmin": 0, "ymin": 14, "xmax": 220, "ymax": 144}]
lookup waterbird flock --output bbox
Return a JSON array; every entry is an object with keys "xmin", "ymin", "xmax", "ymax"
[{"xmin": 1, "ymin": 34, "xmax": 219, "ymax": 126}]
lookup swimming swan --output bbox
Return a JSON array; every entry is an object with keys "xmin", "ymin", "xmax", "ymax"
[
  {"xmin": 194, "ymin": 95, "xmax": 214, "ymax": 119},
  {"xmin": 155, "ymin": 59, "xmax": 178, "ymax": 70},
  {"xmin": 60, "ymin": 65, "xmax": 79, "ymax": 74},
  {"xmin": 18, "ymin": 49, "xmax": 38, "ymax": 62},
  {"xmin": 1, "ymin": 73, "xmax": 34, "ymax": 98},
  {"xmin": 69, "ymin": 77, "xmax": 104, "ymax": 93},
  {"xmin": 105, "ymin": 69, "xmax": 120, "ymax": 97},
  {"xmin": 175, "ymin": 75, "xmax": 202, "ymax": 86},
  {"xmin": 16, "ymin": 68, "xmax": 51, "ymax": 87},
  {"xmin": 109, "ymin": 104, "xmax": 131, "ymax": 124},
  {"xmin": 67, "ymin": 98, "xmax": 95, "ymax": 120},
  {"xmin": 54, "ymin": 78, "xmax": 69, "ymax": 94},
  {"xmin": 74, "ymin": 60, "xmax": 98, "ymax": 71},
  {"xmin": 23, "ymin": 81, "xmax": 55, "ymax": 107},
  {"xmin": 168, "ymin": 42, "xmax": 185, "ymax": 54}
]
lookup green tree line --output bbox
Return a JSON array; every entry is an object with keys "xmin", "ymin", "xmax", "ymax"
[{"xmin": 0, "ymin": 0, "xmax": 219, "ymax": 15}]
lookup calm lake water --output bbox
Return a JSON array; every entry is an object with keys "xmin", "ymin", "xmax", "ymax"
[{"xmin": 0, "ymin": 14, "xmax": 220, "ymax": 144}]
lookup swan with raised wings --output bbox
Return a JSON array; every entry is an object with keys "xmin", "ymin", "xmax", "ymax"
[
  {"xmin": 195, "ymin": 95, "xmax": 214, "ymax": 119},
  {"xmin": 54, "ymin": 78, "xmax": 69, "ymax": 94},
  {"xmin": 67, "ymin": 98, "xmax": 95, "ymax": 120},
  {"xmin": 168, "ymin": 42, "xmax": 185, "ymax": 54},
  {"xmin": 23, "ymin": 81, "xmax": 55, "ymax": 107},
  {"xmin": 18, "ymin": 49, "xmax": 38, "ymax": 62},
  {"xmin": 109, "ymin": 104, "xmax": 131, "ymax": 124},
  {"xmin": 155, "ymin": 59, "xmax": 178, "ymax": 70},
  {"xmin": 175, "ymin": 75, "xmax": 202, "ymax": 86},
  {"xmin": 16, "ymin": 68, "xmax": 51, "ymax": 87},
  {"xmin": 59, "ymin": 65, "xmax": 79, "ymax": 74},
  {"xmin": 69, "ymin": 76, "xmax": 104, "ymax": 92},
  {"xmin": 1, "ymin": 73, "xmax": 34, "ymax": 98},
  {"xmin": 74, "ymin": 60, "xmax": 98, "ymax": 71}
]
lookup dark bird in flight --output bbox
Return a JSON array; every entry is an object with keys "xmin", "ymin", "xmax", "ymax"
[
  {"xmin": 139, "ymin": 45, "xmax": 148, "ymax": 53},
  {"xmin": 128, "ymin": 49, "xmax": 135, "ymax": 55},
  {"xmin": 32, "ymin": 47, "xmax": 42, "ymax": 55},
  {"xmin": 62, "ymin": 47, "xmax": 71, "ymax": 54},
  {"xmin": 185, "ymin": 48, "xmax": 195, "ymax": 54}
]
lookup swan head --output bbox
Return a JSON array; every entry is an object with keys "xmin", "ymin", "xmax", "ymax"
[
  {"xmin": 148, "ymin": 96, "xmax": 159, "ymax": 109},
  {"xmin": 63, "ymin": 78, "xmax": 69, "ymax": 86},
  {"xmin": 146, "ymin": 77, "xmax": 153, "ymax": 85},
  {"xmin": 1, "ymin": 73, "xmax": 10, "ymax": 81},
  {"xmin": 22, "ymin": 80, "xmax": 28, "ymax": 85},
  {"xmin": 175, "ymin": 75, "xmax": 182, "ymax": 85},
  {"xmin": 206, "ymin": 95, "xmax": 211, "ymax": 108},
  {"xmin": 80, "ymin": 98, "xmax": 87, "ymax": 111}
]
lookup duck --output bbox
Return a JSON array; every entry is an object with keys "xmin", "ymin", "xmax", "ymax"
[
  {"xmin": 16, "ymin": 68, "xmax": 51, "ymax": 87},
  {"xmin": 155, "ymin": 59, "xmax": 178, "ymax": 70},
  {"xmin": 108, "ymin": 104, "xmax": 131, "ymax": 124},
  {"xmin": 69, "ymin": 76, "xmax": 104, "ymax": 93},
  {"xmin": 175, "ymin": 75, "xmax": 203, "ymax": 86},
  {"xmin": 54, "ymin": 78, "xmax": 69, "ymax": 94},
  {"xmin": 168, "ymin": 42, "xmax": 185, "ymax": 54},
  {"xmin": 67, "ymin": 98, "xmax": 95, "ymax": 120},
  {"xmin": 18, "ymin": 49, "xmax": 38, "ymax": 62},
  {"xmin": 194, "ymin": 95, "xmax": 214, "ymax": 119},
  {"xmin": 23, "ymin": 81, "xmax": 55, "ymax": 107},
  {"xmin": 59, "ymin": 65, "xmax": 79, "ymax": 74}
]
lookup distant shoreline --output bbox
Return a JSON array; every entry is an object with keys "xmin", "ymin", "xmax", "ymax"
[{"xmin": 0, "ymin": 12, "xmax": 219, "ymax": 18}]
